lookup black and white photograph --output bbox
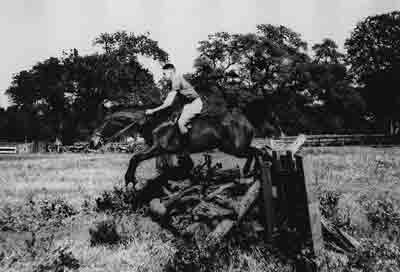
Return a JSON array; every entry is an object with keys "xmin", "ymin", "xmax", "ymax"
[{"xmin": 1, "ymin": 1, "xmax": 400, "ymax": 271}]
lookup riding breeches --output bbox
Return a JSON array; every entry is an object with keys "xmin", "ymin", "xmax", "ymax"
[{"xmin": 178, "ymin": 97, "xmax": 203, "ymax": 134}]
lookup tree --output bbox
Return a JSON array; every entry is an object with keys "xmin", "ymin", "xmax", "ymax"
[
  {"xmin": 5, "ymin": 31, "xmax": 169, "ymax": 142},
  {"xmin": 192, "ymin": 25, "xmax": 368, "ymax": 134},
  {"xmin": 62, "ymin": 32, "xmax": 168, "ymax": 140},
  {"xmin": 312, "ymin": 38, "xmax": 344, "ymax": 64},
  {"xmin": 93, "ymin": 31, "xmax": 168, "ymax": 63},
  {"xmin": 194, "ymin": 25, "xmax": 307, "ymax": 100},
  {"xmin": 345, "ymin": 11, "xmax": 400, "ymax": 132},
  {"xmin": 307, "ymin": 39, "xmax": 366, "ymax": 132},
  {"xmin": 62, "ymin": 51, "xmax": 162, "ymax": 139},
  {"xmin": 0, "ymin": 105, "xmax": 47, "ymax": 141},
  {"xmin": 192, "ymin": 25, "xmax": 313, "ymax": 134},
  {"xmin": 71, "ymin": 31, "xmax": 168, "ymax": 108},
  {"xmin": 362, "ymin": 64, "xmax": 400, "ymax": 132},
  {"xmin": 345, "ymin": 11, "xmax": 400, "ymax": 84},
  {"xmin": 6, "ymin": 57, "xmax": 70, "ymax": 140}
]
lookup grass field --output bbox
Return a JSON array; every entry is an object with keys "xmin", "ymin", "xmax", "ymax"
[{"xmin": 1, "ymin": 148, "xmax": 400, "ymax": 271}]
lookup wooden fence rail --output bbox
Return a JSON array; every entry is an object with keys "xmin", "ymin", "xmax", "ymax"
[
  {"xmin": 0, "ymin": 146, "xmax": 17, "ymax": 154},
  {"xmin": 253, "ymin": 134, "xmax": 400, "ymax": 150},
  {"xmin": 0, "ymin": 142, "xmax": 47, "ymax": 154}
]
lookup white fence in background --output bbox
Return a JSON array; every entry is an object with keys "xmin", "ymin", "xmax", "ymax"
[
  {"xmin": 0, "ymin": 146, "xmax": 17, "ymax": 154},
  {"xmin": 252, "ymin": 134, "xmax": 400, "ymax": 150},
  {"xmin": 0, "ymin": 142, "xmax": 41, "ymax": 154}
]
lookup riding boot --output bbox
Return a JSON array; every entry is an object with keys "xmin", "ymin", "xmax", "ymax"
[
  {"xmin": 176, "ymin": 123, "xmax": 187, "ymax": 148},
  {"xmin": 181, "ymin": 131, "xmax": 190, "ymax": 150}
]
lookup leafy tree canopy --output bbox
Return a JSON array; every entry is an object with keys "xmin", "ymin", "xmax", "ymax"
[
  {"xmin": 345, "ymin": 11, "xmax": 400, "ymax": 131},
  {"xmin": 5, "ymin": 31, "xmax": 168, "ymax": 142}
]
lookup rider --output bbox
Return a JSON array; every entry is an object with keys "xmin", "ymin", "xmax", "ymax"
[{"xmin": 145, "ymin": 63, "xmax": 203, "ymax": 134}]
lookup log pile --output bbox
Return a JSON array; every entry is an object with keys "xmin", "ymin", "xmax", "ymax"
[
  {"xmin": 144, "ymin": 155, "xmax": 263, "ymax": 251},
  {"xmin": 136, "ymin": 149, "xmax": 360, "ymax": 260}
]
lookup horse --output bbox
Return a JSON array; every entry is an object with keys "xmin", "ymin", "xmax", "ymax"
[{"xmin": 90, "ymin": 97, "xmax": 274, "ymax": 187}]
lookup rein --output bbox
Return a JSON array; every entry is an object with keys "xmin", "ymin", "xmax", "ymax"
[
  {"xmin": 96, "ymin": 106, "xmax": 178, "ymax": 145},
  {"xmin": 101, "ymin": 121, "xmax": 138, "ymax": 144}
]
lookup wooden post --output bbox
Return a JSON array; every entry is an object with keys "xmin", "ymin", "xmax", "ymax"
[
  {"xmin": 286, "ymin": 134, "xmax": 306, "ymax": 154},
  {"xmin": 259, "ymin": 161, "xmax": 274, "ymax": 244},
  {"xmin": 281, "ymin": 152, "xmax": 295, "ymax": 224},
  {"xmin": 298, "ymin": 155, "xmax": 323, "ymax": 255},
  {"xmin": 269, "ymin": 138, "xmax": 275, "ymax": 150}
]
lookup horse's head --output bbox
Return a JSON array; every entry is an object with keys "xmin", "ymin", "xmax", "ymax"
[
  {"xmin": 89, "ymin": 109, "xmax": 147, "ymax": 149},
  {"xmin": 89, "ymin": 130, "xmax": 104, "ymax": 149}
]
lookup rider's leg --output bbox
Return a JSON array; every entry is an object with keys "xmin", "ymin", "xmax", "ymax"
[{"xmin": 178, "ymin": 98, "xmax": 203, "ymax": 134}]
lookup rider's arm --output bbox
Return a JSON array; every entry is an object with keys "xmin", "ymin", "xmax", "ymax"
[{"xmin": 148, "ymin": 91, "xmax": 177, "ymax": 114}]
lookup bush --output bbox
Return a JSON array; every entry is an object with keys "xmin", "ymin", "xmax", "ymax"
[
  {"xmin": 317, "ymin": 239, "xmax": 400, "ymax": 271},
  {"xmin": 348, "ymin": 239, "xmax": 400, "ymax": 272},
  {"xmin": 318, "ymin": 189, "xmax": 342, "ymax": 220},
  {"xmin": 89, "ymin": 219, "xmax": 121, "ymax": 246},
  {"xmin": 38, "ymin": 198, "xmax": 77, "ymax": 223},
  {"xmin": 363, "ymin": 197, "xmax": 400, "ymax": 232},
  {"xmin": 33, "ymin": 246, "xmax": 80, "ymax": 272},
  {"xmin": 95, "ymin": 186, "xmax": 136, "ymax": 213},
  {"xmin": 166, "ymin": 241, "xmax": 295, "ymax": 272},
  {"xmin": 336, "ymin": 193, "xmax": 370, "ymax": 234}
]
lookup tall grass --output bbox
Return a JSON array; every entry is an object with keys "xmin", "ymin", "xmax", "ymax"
[
  {"xmin": 306, "ymin": 147, "xmax": 400, "ymax": 271},
  {"xmin": 1, "ymin": 147, "xmax": 400, "ymax": 271}
]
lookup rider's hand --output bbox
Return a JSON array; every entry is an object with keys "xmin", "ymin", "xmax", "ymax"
[{"xmin": 145, "ymin": 109, "xmax": 154, "ymax": 115}]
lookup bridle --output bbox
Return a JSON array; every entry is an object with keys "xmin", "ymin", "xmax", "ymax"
[{"xmin": 93, "ymin": 131, "xmax": 105, "ymax": 146}]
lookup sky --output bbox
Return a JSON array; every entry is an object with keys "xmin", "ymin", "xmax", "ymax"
[{"xmin": 0, "ymin": 0, "xmax": 399, "ymax": 108}]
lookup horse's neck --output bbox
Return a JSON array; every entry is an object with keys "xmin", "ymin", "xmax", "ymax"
[{"xmin": 140, "ymin": 108, "xmax": 177, "ymax": 143}]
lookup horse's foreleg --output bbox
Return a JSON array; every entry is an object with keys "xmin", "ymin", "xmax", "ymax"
[
  {"xmin": 124, "ymin": 145, "xmax": 163, "ymax": 187},
  {"xmin": 243, "ymin": 153, "xmax": 254, "ymax": 175},
  {"xmin": 178, "ymin": 152, "xmax": 194, "ymax": 171}
]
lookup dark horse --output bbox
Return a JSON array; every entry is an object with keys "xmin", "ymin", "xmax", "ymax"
[{"xmin": 90, "ymin": 97, "xmax": 271, "ymax": 187}]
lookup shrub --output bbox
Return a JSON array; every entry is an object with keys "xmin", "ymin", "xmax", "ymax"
[
  {"xmin": 347, "ymin": 239, "xmax": 400, "ymax": 272},
  {"xmin": 95, "ymin": 186, "xmax": 136, "ymax": 213},
  {"xmin": 33, "ymin": 246, "xmax": 80, "ymax": 272},
  {"xmin": 38, "ymin": 198, "xmax": 77, "ymax": 222},
  {"xmin": 336, "ymin": 193, "xmax": 370, "ymax": 234},
  {"xmin": 89, "ymin": 219, "xmax": 121, "ymax": 246},
  {"xmin": 317, "ymin": 239, "xmax": 400, "ymax": 271},
  {"xmin": 318, "ymin": 189, "xmax": 342, "ymax": 220},
  {"xmin": 363, "ymin": 197, "xmax": 400, "ymax": 232}
]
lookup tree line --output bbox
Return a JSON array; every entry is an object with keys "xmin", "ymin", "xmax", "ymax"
[{"xmin": 1, "ymin": 11, "xmax": 400, "ymax": 143}]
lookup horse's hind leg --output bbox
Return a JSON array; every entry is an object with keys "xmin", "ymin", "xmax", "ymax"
[
  {"xmin": 242, "ymin": 146, "xmax": 262, "ymax": 176},
  {"xmin": 125, "ymin": 145, "xmax": 163, "ymax": 187},
  {"xmin": 243, "ymin": 153, "xmax": 254, "ymax": 176}
]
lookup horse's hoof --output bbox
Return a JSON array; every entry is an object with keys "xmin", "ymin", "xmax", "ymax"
[
  {"xmin": 124, "ymin": 173, "xmax": 134, "ymax": 188},
  {"xmin": 125, "ymin": 180, "xmax": 136, "ymax": 189}
]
